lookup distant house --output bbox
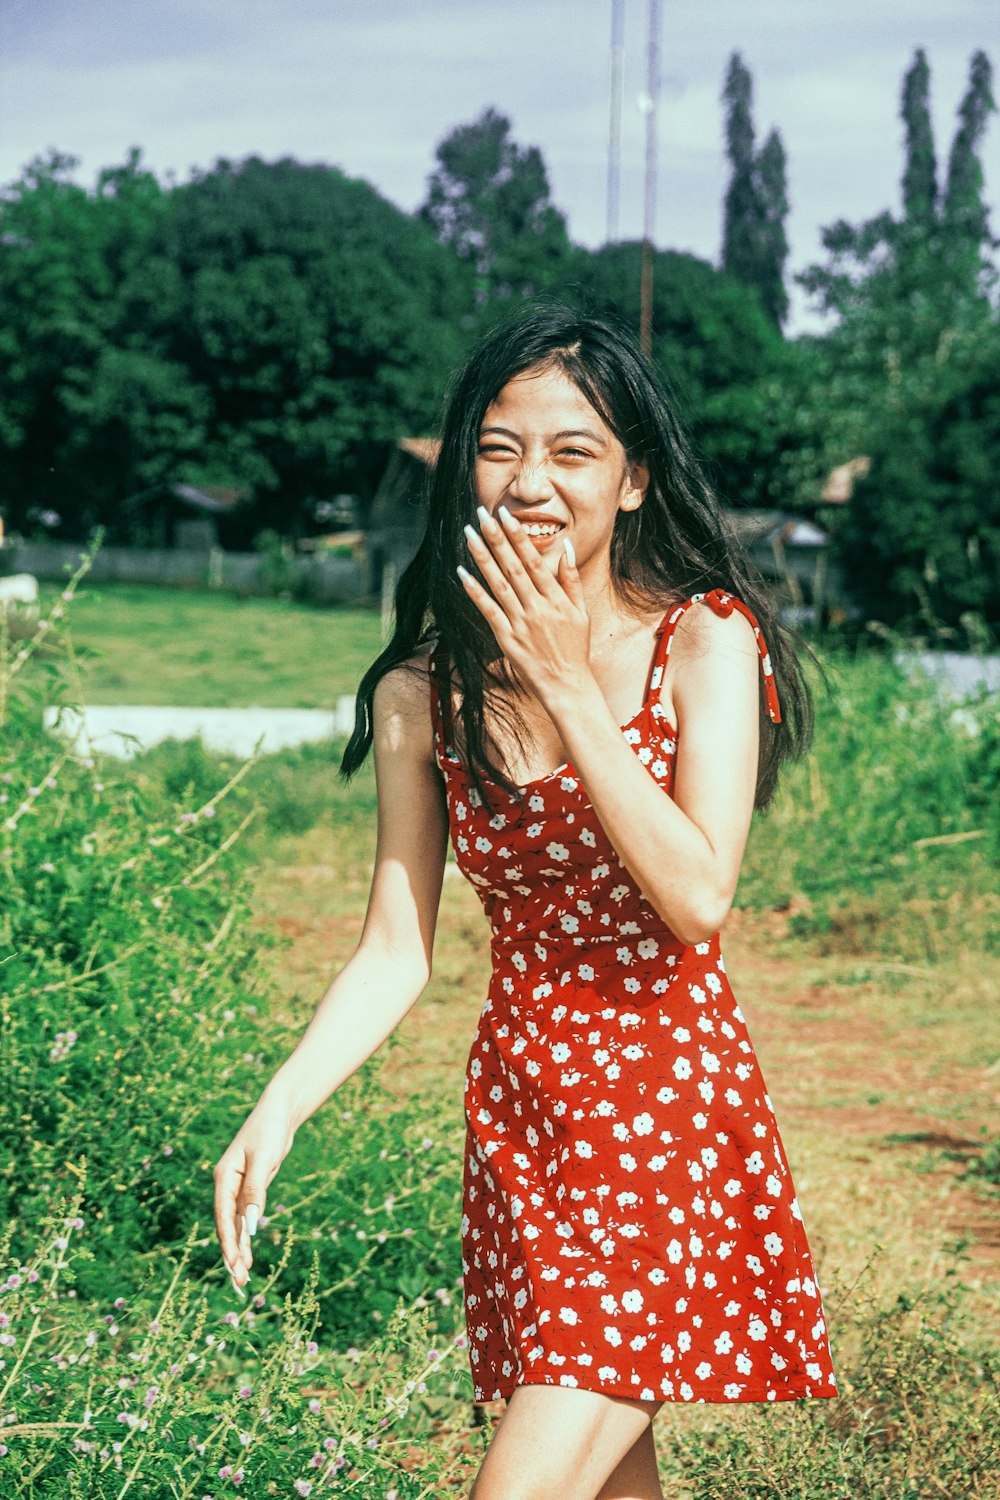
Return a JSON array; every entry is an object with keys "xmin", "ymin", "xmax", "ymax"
[
  {"xmin": 118, "ymin": 483, "xmax": 249, "ymax": 551},
  {"xmin": 729, "ymin": 510, "xmax": 843, "ymax": 618}
]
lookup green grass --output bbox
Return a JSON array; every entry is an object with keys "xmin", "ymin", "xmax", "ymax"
[{"xmin": 41, "ymin": 583, "xmax": 384, "ymax": 706}]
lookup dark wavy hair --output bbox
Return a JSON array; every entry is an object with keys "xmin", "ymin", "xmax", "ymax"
[{"xmin": 340, "ymin": 299, "xmax": 813, "ymax": 809}]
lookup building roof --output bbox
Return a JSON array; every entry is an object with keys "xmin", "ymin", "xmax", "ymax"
[
  {"xmin": 820, "ymin": 456, "xmax": 870, "ymax": 505},
  {"xmin": 398, "ymin": 437, "xmax": 441, "ymax": 466},
  {"xmin": 124, "ymin": 482, "xmax": 248, "ymax": 514}
]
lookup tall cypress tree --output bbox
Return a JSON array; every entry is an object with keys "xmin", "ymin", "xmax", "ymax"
[
  {"xmin": 721, "ymin": 53, "xmax": 759, "ymax": 288},
  {"xmin": 721, "ymin": 53, "xmax": 790, "ymax": 328},
  {"xmin": 901, "ymin": 47, "xmax": 937, "ymax": 226},
  {"xmin": 756, "ymin": 129, "xmax": 790, "ymax": 327},
  {"xmin": 942, "ymin": 49, "xmax": 996, "ymax": 250}
]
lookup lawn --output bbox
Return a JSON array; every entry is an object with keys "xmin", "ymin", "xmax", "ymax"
[{"xmin": 41, "ymin": 582, "xmax": 384, "ymax": 705}]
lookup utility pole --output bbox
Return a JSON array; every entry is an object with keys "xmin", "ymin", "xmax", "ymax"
[
  {"xmin": 639, "ymin": 0, "xmax": 661, "ymax": 359},
  {"xmin": 606, "ymin": 0, "xmax": 625, "ymax": 243}
]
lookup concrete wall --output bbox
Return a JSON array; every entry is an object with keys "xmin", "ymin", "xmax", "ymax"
[{"xmin": 3, "ymin": 541, "xmax": 370, "ymax": 604}]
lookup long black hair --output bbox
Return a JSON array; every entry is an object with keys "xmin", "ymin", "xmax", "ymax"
[{"xmin": 340, "ymin": 299, "xmax": 813, "ymax": 809}]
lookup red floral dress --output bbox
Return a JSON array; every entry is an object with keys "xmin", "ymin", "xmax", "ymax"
[{"xmin": 429, "ymin": 589, "xmax": 837, "ymax": 1405}]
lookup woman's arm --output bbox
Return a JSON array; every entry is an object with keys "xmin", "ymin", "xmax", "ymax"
[
  {"xmin": 459, "ymin": 509, "xmax": 759, "ymax": 945},
  {"xmin": 548, "ymin": 603, "xmax": 760, "ymax": 945},
  {"xmin": 213, "ymin": 659, "xmax": 448, "ymax": 1287},
  {"xmin": 261, "ymin": 658, "xmax": 450, "ymax": 1128}
]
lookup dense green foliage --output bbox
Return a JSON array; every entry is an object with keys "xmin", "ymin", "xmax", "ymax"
[
  {"xmin": 0, "ymin": 46, "xmax": 997, "ymax": 626},
  {"xmin": 420, "ymin": 107, "xmax": 571, "ymax": 309},
  {"xmin": 798, "ymin": 48, "xmax": 998, "ymax": 628},
  {"xmin": 0, "ymin": 574, "xmax": 472, "ymax": 1494}
]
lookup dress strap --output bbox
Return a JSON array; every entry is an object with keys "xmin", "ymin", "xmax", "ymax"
[
  {"xmin": 648, "ymin": 588, "xmax": 782, "ymax": 724},
  {"xmin": 428, "ymin": 639, "xmax": 453, "ymax": 752}
]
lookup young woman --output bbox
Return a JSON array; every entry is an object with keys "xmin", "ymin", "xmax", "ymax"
[{"xmin": 214, "ymin": 303, "xmax": 837, "ymax": 1500}]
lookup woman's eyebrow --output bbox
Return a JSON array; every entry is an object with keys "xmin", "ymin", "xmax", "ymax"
[{"xmin": 479, "ymin": 425, "xmax": 608, "ymax": 447}]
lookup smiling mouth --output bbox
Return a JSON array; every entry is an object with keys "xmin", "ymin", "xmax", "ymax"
[{"xmin": 520, "ymin": 521, "xmax": 564, "ymax": 538}]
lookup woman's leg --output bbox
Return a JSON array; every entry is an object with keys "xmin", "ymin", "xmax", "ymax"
[
  {"xmin": 469, "ymin": 1384, "xmax": 663, "ymax": 1500},
  {"xmin": 596, "ymin": 1425, "xmax": 665, "ymax": 1500}
]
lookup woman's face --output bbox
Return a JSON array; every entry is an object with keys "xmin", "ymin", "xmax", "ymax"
[{"xmin": 473, "ymin": 363, "xmax": 647, "ymax": 580}]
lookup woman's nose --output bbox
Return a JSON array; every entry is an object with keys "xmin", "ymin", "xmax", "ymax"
[{"xmin": 507, "ymin": 461, "xmax": 556, "ymax": 502}]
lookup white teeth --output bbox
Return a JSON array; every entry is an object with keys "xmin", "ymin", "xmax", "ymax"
[{"xmin": 523, "ymin": 523, "xmax": 561, "ymax": 537}]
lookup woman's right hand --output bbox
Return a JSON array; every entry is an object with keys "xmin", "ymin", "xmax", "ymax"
[{"xmin": 213, "ymin": 1092, "xmax": 297, "ymax": 1293}]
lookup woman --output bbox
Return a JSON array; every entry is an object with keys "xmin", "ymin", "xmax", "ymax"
[{"xmin": 214, "ymin": 303, "xmax": 837, "ymax": 1500}]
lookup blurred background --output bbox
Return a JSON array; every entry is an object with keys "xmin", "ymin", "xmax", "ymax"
[{"xmin": 0, "ymin": 5, "xmax": 997, "ymax": 1497}]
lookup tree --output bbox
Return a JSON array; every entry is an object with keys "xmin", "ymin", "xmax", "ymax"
[
  {"xmin": 901, "ymin": 47, "xmax": 937, "ymax": 226},
  {"xmin": 0, "ymin": 149, "xmax": 172, "ymax": 535},
  {"xmin": 155, "ymin": 157, "xmax": 470, "ymax": 532},
  {"xmin": 755, "ymin": 130, "xmax": 790, "ymax": 328},
  {"xmin": 720, "ymin": 54, "xmax": 790, "ymax": 328},
  {"xmin": 798, "ymin": 49, "xmax": 999, "ymax": 627},
  {"xmin": 942, "ymin": 50, "xmax": 996, "ymax": 259},
  {"xmin": 420, "ymin": 108, "xmax": 571, "ymax": 309}
]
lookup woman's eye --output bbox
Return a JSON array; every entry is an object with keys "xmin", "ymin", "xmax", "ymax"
[
  {"xmin": 560, "ymin": 448, "xmax": 592, "ymax": 459},
  {"xmin": 477, "ymin": 445, "xmax": 514, "ymax": 458}
]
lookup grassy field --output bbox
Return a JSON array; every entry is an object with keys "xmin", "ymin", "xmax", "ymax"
[
  {"xmin": 20, "ymin": 581, "xmax": 999, "ymax": 1494},
  {"xmin": 41, "ymin": 582, "xmax": 384, "ymax": 704}
]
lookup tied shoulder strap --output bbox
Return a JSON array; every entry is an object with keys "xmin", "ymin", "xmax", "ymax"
[{"xmin": 652, "ymin": 587, "xmax": 782, "ymax": 724}]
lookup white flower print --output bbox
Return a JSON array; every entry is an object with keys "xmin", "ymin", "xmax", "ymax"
[
  {"xmin": 633, "ymin": 1113, "xmax": 655, "ymax": 1136},
  {"xmin": 580, "ymin": 828, "xmax": 597, "ymax": 847},
  {"xmin": 526, "ymin": 822, "xmax": 543, "ymax": 837},
  {"xmin": 547, "ymin": 842, "xmax": 569, "ymax": 861},
  {"xmin": 673, "ymin": 1057, "xmax": 692, "ymax": 1080},
  {"xmin": 622, "ymin": 1289, "xmax": 643, "ymax": 1313}
]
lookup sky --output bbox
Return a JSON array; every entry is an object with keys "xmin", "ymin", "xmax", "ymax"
[{"xmin": 1, "ymin": 0, "xmax": 996, "ymax": 332}]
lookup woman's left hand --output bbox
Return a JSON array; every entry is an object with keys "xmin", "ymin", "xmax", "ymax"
[{"xmin": 458, "ymin": 505, "xmax": 592, "ymax": 708}]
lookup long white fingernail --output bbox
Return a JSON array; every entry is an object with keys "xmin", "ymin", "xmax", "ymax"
[
  {"xmin": 245, "ymin": 1205, "xmax": 259, "ymax": 1237},
  {"xmin": 563, "ymin": 538, "xmax": 576, "ymax": 566}
]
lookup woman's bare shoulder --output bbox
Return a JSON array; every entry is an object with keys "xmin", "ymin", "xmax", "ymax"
[
  {"xmin": 668, "ymin": 596, "xmax": 758, "ymax": 666},
  {"xmin": 372, "ymin": 643, "xmax": 437, "ymax": 735}
]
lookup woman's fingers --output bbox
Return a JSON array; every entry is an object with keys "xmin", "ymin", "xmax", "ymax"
[
  {"xmin": 486, "ymin": 505, "xmax": 562, "ymax": 608},
  {"xmin": 463, "ymin": 519, "xmax": 526, "ymax": 618},
  {"xmin": 213, "ymin": 1151, "xmax": 246, "ymax": 1278},
  {"xmin": 456, "ymin": 564, "xmax": 513, "ymax": 645}
]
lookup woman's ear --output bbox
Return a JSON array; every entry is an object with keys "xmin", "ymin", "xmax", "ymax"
[{"xmin": 619, "ymin": 461, "xmax": 649, "ymax": 513}]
